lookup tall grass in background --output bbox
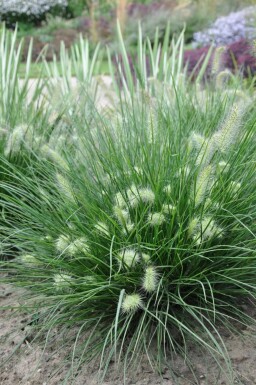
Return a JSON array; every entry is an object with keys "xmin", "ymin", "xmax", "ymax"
[
  {"xmin": 109, "ymin": 22, "xmax": 214, "ymax": 97},
  {"xmin": 42, "ymin": 34, "xmax": 102, "ymax": 122},
  {"xmin": 0, "ymin": 24, "xmax": 50, "ymax": 200},
  {"xmin": 0, "ymin": 23, "xmax": 102, "ymax": 228},
  {"xmin": 0, "ymin": 21, "xmax": 102, "ymax": 161},
  {"xmin": 0, "ymin": 24, "xmax": 41, "ymax": 125}
]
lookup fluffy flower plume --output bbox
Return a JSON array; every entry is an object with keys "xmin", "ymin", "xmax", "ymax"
[
  {"xmin": 41, "ymin": 144, "xmax": 69, "ymax": 171},
  {"xmin": 188, "ymin": 131, "xmax": 206, "ymax": 153},
  {"xmin": 54, "ymin": 273, "xmax": 73, "ymax": 292},
  {"xmin": 114, "ymin": 206, "xmax": 130, "ymax": 226},
  {"xmin": 192, "ymin": 216, "xmax": 224, "ymax": 245},
  {"xmin": 56, "ymin": 234, "xmax": 70, "ymax": 254},
  {"xmin": 141, "ymin": 253, "xmax": 151, "ymax": 264},
  {"xmin": 4, "ymin": 125, "xmax": 33, "ymax": 157},
  {"xmin": 212, "ymin": 46, "xmax": 226, "ymax": 75},
  {"xmin": 178, "ymin": 166, "xmax": 190, "ymax": 177},
  {"xmin": 121, "ymin": 293, "xmax": 143, "ymax": 313},
  {"xmin": 216, "ymin": 69, "xmax": 231, "ymax": 89},
  {"xmin": 217, "ymin": 161, "xmax": 230, "ymax": 173},
  {"xmin": 195, "ymin": 138, "xmax": 216, "ymax": 167},
  {"xmin": 230, "ymin": 181, "xmax": 241, "ymax": 195},
  {"xmin": 188, "ymin": 217, "xmax": 200, "ymax": 238},
  {"xmin": 68, "ymin": 237, "xmax": 90, "ymax": 256},
  {"xmin": 83, "ymin": 275, "xmax": 97, "ymax": 284},
  {"xmin": 126, "ymin": 184, "xmax": 139, "ymax": 207},
  {"xmin": 126, "ymin": 185, "xmax": 156, "ymax": 207},
  {"xmin": 147, "ymin": 212, "xmax": 165, "ymax": 226},
  {"xmin": 142, "ymin": 266, "xmax": 158, "ymax": 292},
  {"xmin": 147, "ymin": 105, "xmax": 157, "ymax": 144},
  {"xmin": 194, "ymin": 165, "xmax": 213, "ymax": 207},
  {"xmin": 163, "ymin": 184, "xmax": 172, "ymax": 195},
  {"xmin": 122, "ymin": 222, "xmax": 135, "ymax": 234},
  {"xmin": 212, "ymin": 104, "xmax": 242, "ymax": 153},
  {"xmin": 95, "ymin": 221, "xmax": 110, "ymax": 237},
  {"xmin": 117, "ymin": 248, "xmax": 140, "ymax": 269},
  {"xmin": 114, "ymin": 192, "xmax": 126, "ymax": 209},
  {"xmin": 20, "ymin": 254, "xmax": 41, "ymax": 266},
  {"xmin": 162, "ymin": 204, "xmax": 176, "ymax": 214},
  {"xmin": 134, "ymin": 166, "xmax": 143, "ymax": 175},
  {"xmin": 137, "ymin": 188, "xmax": 155, "ymax": 204},
  {"xmin": 56, "ymin": 173, "xmax": 75, "ymax": 203}
]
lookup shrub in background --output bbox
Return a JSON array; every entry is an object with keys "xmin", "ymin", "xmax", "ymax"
[
  {"xmin": 65, "ymin": 0, "xmax": 88, "ymax": 18},
  {"xmin": 193, "ymin": 6, "xmax": 256, "ymax": 46},
  {"xmin": 184, "ymin": 39, "xmax": 256, "ymax": 79},
  {"xmin": 0, "ymin": 0, "xmax": 68, "ymax": 26}
]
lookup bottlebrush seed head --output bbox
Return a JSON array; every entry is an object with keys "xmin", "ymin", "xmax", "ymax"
[
  {"xmin": 212, "ymin": 46, "xmax": 226, "ymax": 76},
  {"xmin": 194, "ymin": 165, "xmax": 213, "ymax": 207},
  {"xmin": 68, "ymin": 237, "xmax": 90, "ymax": 256},
  {"xmin": 4, "ymin": 125, "xmax": 28, "ymax": 157},
  {"xmin": 163, "ymin": 184, "xmax": 172, "ymax": 195},
  {"xmin": 122, "ymin": 222, "xmax": 135, "ymax": 234},
  {"xmin": 137, "ymin": 188, "xmax": 155, "ymax": 204},
  {"xmin": 177, "ymin": 166, "xmax": 190, "ymax": 178},
  {"xmin": 56, "ymin": 173, "xmax": 75, "ymax": 203},
  {"xmin": 117, "ymin": 248, "xmax": 140, "ymax": 269},
  {"xmin": 141, "ymin": 253, "xmax": 151, "ymax": 264},
  {"xmin": 20, "ymin": 254, "xmax": 41, "ymax": 266},
  {"xmin": 162, "ymin": 204, "xmax": 176, "ymax": 214},
  {"xmin": 216, "ymin": 69, "xmax": 231, "ymax": 89},
  {"xmin": 126, "ymin": 184, "xmax": 140, "ymax": 207},
  {"xmin": 188, "ymin": 131, "xmax": 206, "ymax": 152},
  {"xmin": 114, "ymin": 192, "xmax": 127, "ymax": 209},
  {"xmin": 95, "ymin": 221, "xmax": 110, "ymax": 237},
  {"xmin": 212, "ymin": 104, "xmax": 242, "ymax": 153},
  {"xmin": 217, "ymin": 161, "xmax": 230, "ymax": 173},
  {"xmin": 114, "ymin": 206, "xmax": 130, "ymax": 226},
  {"xmin": 147, "ymin": 212, "xmax": 165, "ymax": 226},
  {"xmin": 41, "ymin": 144, "xmax": 69, "ymax": 171},
  {"xmin": 54, "ymin": 273, "xmax": 73, "ymax": 292},
  {"xmin": 56, "ymin": 234, "xmax": 71, "ymax": 253},
  {"xmin": 122, "ymin": 293, "xmax": 143, "ymax": 313},
  {"xmin": 230, "ymin": 181, "xmax": 241, "ymax": 195},
  {"xmin": 142, "ymin": 266, "xmax": 158, "ymax": 293},
  {"xmin": 188, "ymin": 217, "xmax": 200, "ymax": 237}
]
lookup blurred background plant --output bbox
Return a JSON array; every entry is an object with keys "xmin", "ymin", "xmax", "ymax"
[
  {"xmin": 0, "ymin": 0, "xmax": 68, "ymax": 27},
  {"xmin": 1, "ymin": 0, "xmax": 256, "ymax": 66},
  {"xmin": 193, "ymin": 5, "xmax": 256, "ymax": 46}
]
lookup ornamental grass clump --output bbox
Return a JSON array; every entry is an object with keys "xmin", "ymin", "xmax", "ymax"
[{"xmin": 1, "ymin": 86, "xmax": 256, "ymax": 383}]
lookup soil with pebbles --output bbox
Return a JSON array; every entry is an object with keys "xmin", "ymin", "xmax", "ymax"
[{"xmin": 1, "ymin": 282, "xmax": 256, "ymax": 385}]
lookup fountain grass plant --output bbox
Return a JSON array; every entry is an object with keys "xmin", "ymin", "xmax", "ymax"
[
  {"xmin": 1, "ymin": 74, "xmax": 256, "ymax": 383},
  {"xmin": 0, "ymin": 20, "xmax": 256, "ymax": 384}
]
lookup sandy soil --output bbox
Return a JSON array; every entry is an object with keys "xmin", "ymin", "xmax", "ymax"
[{"xmin": 1, "ymin": 282, "xmax": 256, "ymax": 385}]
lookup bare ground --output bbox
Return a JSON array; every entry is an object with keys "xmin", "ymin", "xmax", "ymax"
[{"xmin": 1, "ymin": 282, "xmax": 256, "ymax": 385}]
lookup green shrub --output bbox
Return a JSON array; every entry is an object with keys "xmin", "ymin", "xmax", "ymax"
[{"xmin": 65, "ymin": 0, "xmax": 89, "ymax": 18}]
